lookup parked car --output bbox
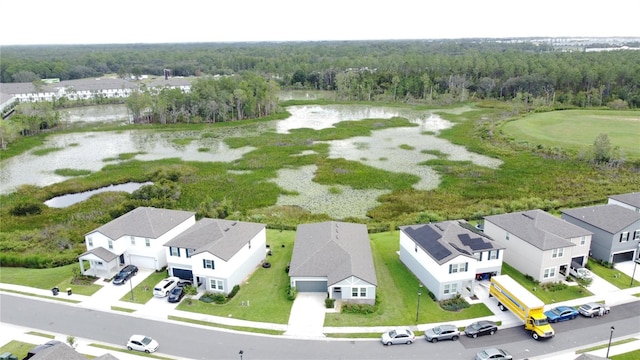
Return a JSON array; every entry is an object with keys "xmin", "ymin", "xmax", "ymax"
[
  {"xmin": 544, "ymin": 306, "xmax": 579, "ymax": 323},
  {"xmin": 168, "ymin": 286, "xmax": 186, "ymax": 303},
  {"xmin": 153, "ymin": 276, "xmax": 179, "ymax": 297},
  {"xmin": 464, "ymin": 320, "xmax": 498, "ymax": 338},
  {"xmin": 380, "ymin": 328, "xmax": 415, "ymax": 345},
  {"xmin": 475, "ymin": 348, "xmax": 513, "ymax": 360},
  {"xmin": 570, "ymin": 266, "xmax": 593, "ymax": 280},
  {"xmin": 112, "ymin": 264, "xmax": 139, "ymax": 285},
  {"xmin": 424, "ymin": 324, "xmax": 460, "ymax": 342},
  {"xmin": 578, "ymin": 302, "xmax": 610, "ymax": 317},
  {"xmin": 126, "ymin": 335, "xmax": 159, "ymax": 353},
  {"xmin": 177, "ymin": 279, "xmax": 193, "ymax": 287}
]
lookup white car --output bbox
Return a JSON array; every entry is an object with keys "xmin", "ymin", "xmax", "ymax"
[
  {"xmin": 153, "ymin": 277, "xmax": 180, "ymax": 297},
  {"xmin": 381, "ymin": 328, "xmax": 415, "ymax": 345},
  {"xmin": 127, "ymin": 335, "xmax": 159, "ymax": 353},
  {"xmin": 570, "ymin": 267, "xmax": 593, "ymax": 280}
]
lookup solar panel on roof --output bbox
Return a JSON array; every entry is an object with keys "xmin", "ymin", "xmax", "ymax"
[
  {"xmin": 405, "ymin": 226, "xmax": 451, "ymax": 260},
  {"xmin": 459, "ymin": 234, "xmax": 494, "ymax": 250}
]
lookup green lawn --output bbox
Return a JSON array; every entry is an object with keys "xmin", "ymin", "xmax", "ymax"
[
  {"xmin": 120, "ymin": 271, "xmax": 168, "ymax": 304},
  {"xmin": 0, "ymin": 340, "xmax": 34, "ymax": 360},
  {"xmin": 588, "ymin": 260, "xmax": 634, "ymax": 289},
  {"xmin": 0, "ymin": 263, "xmax": 102, "ymax": 296},
  {"xmin": 502, "ymin": 109, "xmax": 640, "ymax": 159},
  {"xmin": 500, "ymin": 262, "xmax": 592, "ymax": 304}
]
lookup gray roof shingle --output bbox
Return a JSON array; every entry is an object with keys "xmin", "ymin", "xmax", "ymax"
[
  {"xmin": 79, "ymin": 247, "xmax": 118, "ymax": 262},
  {"xmin": 87, "ymin": 207, "xmax": 195, "ymax": 240},
  {"xmin": 562, "ymin": 204, "xmax": 640, "ymax": 234},
  {"xmin": 164, "ymin": 218, "xmax": 266, "ymax": 261},
  {"xmin": 289, "ymin": 221, "xmax": 377, "ymax": 286},
  {"xmin": 484, "ymin": 209, "xmax": 589, "ymax": 250},
  {"xmin": 609, "ymin": 192, "xmax": 640, "ymax": 209},
  {"xmin": 400, "ymin": 220, "xmax": 503, "ymax": 264}
]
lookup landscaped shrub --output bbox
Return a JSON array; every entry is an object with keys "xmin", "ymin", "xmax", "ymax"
[
  {"xmin": 541, "ymin": 281, "xmax": 567, "ymax": 292},
  {"xmin": 227, "ymin": 284, "xmax": 240, "ymax": 299},
  {"xmin": 325, "ymin": 298, "xmax": 336, "ymax": 308},
  {"xmin": 439, "ymin": 294, "xmax": 470, "ymax": 311},
  {"xmin": 341, "ymin": 302, "xmax": 376, "ymax": 314},
  {"xmin": 427, "ymin": 290, "xmax": 437, "ymax": 301},
  {"xmin": 286, "ymin": 285, "xmax": 297, "ymax": 301},
  {"xmin": 199, "ymin": 292, "xmax": 216, "ymax": 303}
]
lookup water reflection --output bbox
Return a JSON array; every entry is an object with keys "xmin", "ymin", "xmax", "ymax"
[
  {"xmin": 44, "ymin": 182, "xmax": 153, "ymax": 208},
  {"xmin": 61, "ymin": 104, "xmax": 130, "ymax": 124}
]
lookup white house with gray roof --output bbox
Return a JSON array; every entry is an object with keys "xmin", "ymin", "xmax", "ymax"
[
  {"xmin": 608, "ymin": 192, "xmax": 640, "ymax": 213},
  {"xmin": 79, "ymin": 207, "xmax": 196, "ymax": 278},
  {"xmin": 562, "ymin": 204, "xmax": 640, "ymax": 264},
  {"xmin": 484, "ymin": 209, "xmax": 593, "ymax": 283},
  {"xmin": 289, "ymin": 221, "xmax": 377, "ymax": 305},
  {"xmin": 163, "ymin": 218, "xmax": 266, "ymax": 294},
  {"xmin": 399, "ymin": 220, "xmax": 504, "ymax": 301}
]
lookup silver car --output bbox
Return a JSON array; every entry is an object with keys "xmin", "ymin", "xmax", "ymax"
[
  {"xmin": 425, "ymin": 324, "xmax": 460, "ymax": 343},
  {"xmin": 380, "ymin": 328, "xmax": 415, "ymax": 346},
  {"xmin": 475, "ymin": 348, "xmax": 512, "ymax": 360},
  {"xmin": 578, "ymin": 302, "xmax": 610, "ymax": 317}
]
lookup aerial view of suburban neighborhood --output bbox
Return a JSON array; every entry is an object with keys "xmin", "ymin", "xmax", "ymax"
[{"xmin": 1, "ymin": 3, "xmax": 640, "ymax": 359}]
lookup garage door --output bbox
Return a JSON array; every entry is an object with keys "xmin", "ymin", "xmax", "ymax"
[
  {"xmin": 129, "ymin": 255, "xmax": 155, "ymax": 270},
  {"xmin": 295, "ymin": 280, "xmax": 328, "ymax": 292},
  {"xmin": 613, "ymin": 251, "xmax": 634, "ymax": 263},
  {"xmin": 171, "ymin": 268, "xmax": 193, "ymax": 280}
]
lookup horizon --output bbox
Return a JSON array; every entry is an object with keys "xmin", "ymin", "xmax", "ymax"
[{"xmin": 2, "ymin": 0, "xmax": 639, "ymax": 46}]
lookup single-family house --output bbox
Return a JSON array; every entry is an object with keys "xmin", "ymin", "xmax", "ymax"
[
  {"xmin": 399, "ymin": 220, "xmax": 504, "ymax": 301},
  {"xmin": 483, "ymin": 209, "xmax": 593, "ymax": 283},
  {"xmin": 163, "ymin": 218, "xmax": 266, "ymax": 294},
  {"xmin": 562, "ymin": 204, "xmax": 640, "ymax": 264},
  {"xmin": 608, "ymin": 192, "xmax": 640, "ymax": 213},
  {"xmin": 289, "ymin": 221, "xmax": 377, "ymax": 305},
  {"xmin": 78, "ymin": 207, "xmax": 196, "ymax": 278}
]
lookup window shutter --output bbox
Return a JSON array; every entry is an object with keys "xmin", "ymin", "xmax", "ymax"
[
  {"xmin": 496, "ymin": 249, "xmax": 500, "ymax": 259},
  {"xmin": 203, "ymin": 259, "xmax": 206, "ymax": 268},
  {"xmin": 479, "ymin": 252, "xmax": 483, "ymax": 261},
  {"xmin": 464, "ymin": 262, "xmax": 468, "ymax": 272},
  {"xmin": 449, "ymin": 264, "xmax": 453, "ymax": 274},
  {"xmin": 177, "ymin": 248, "xmax": 181, "ymax": 257}
]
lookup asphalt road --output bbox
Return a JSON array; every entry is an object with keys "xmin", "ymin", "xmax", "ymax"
[{"xmin": 1, "ymin": 294, "xmax": 639, "ymax": 360}]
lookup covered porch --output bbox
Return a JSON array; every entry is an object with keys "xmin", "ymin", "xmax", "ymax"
[{"xmin": 78, "ymin": 247, "xmax": 120, "ymax": 279}]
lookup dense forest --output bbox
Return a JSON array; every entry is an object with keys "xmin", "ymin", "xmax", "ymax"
[{"xmin": 2, "ymin": 40, "xmax": 640, "ymax": 108}]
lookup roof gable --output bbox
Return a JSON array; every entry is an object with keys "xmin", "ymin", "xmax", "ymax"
[
  {"xmin": 165, "ymin": 218, "xmax": 265, "ymax": 261},
  {"xmin": 289, "ymin": 221, "xmax": 377, "ymax": 286},
  {"xmin": 79, "ymin": 247, "xmax": 118, "ymax": 262},
  {"xmin": 562, "ymin": 204, "xmax": 640, "ymax": 233},
  {"xmin": 401, "ymin": 220, "xmax": 502, "ymax": 264},
  {"xmin": 609, "ymin": 192, "xmax": 640, "ymax": 209},
  {"xmin": 87, "ymin": 207, "xmax": 195, "ymax": 240},
  {"xmin": 485, "ymin": 209, "xmax": 586, "ymax": 250}
]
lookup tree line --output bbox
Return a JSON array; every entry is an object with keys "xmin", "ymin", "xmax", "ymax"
[{"xmin": 2, "ymin": 40, "xmax": 639, "ymax": 108}]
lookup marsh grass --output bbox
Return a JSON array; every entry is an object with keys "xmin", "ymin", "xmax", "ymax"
[
  {"xmin": 32, "ymin": 147, "xmax": 63, "ymax": 156},
  {"xmin": 54, "ymin": 168, "xmax": 92, "ymax": 176}
]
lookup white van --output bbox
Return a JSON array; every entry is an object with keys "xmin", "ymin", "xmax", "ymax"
[{"xmin": 153, "ymin": 277, "xmax": 179, "ymax": 297}]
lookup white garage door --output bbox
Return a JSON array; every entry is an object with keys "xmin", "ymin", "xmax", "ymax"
[{"xmin": 129, "ymin": 255, "xmax": 156, "ymax": 270}]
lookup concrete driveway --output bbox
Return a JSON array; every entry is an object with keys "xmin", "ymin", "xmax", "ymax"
[{"xmin": 284, "ymin": 292, "xmax": 327, "ymax": 338}]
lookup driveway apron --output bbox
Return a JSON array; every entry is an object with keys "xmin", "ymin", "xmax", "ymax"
[{"xmin": 285, "ymin": 292, "xmax": 326, "ymax": 338}]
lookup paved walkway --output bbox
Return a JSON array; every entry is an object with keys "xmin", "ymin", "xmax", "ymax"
[{"xmin": 2, "ymin": 259, "xmax": 640, "ymax": 359}]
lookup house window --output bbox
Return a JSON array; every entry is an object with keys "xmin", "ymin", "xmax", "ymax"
[
  {"xmin": 505, "ymin": 232, "xmax": 510, "ymax": 241},
  {"xmin": 130, "ymin": 236, "xmax": 135, "ymax": 245},
  {"xmin": 145, "ymin": 239, "xmax": 151, "ymax": 247},
  {"xmin": 351, "ymin": 287, "xmax": 367, "ymax": 298},
  {"xmin": 634, "ymin": 231, "xmax": 640, "ymax": 241},
  {"xmin": 473, "ymin": 252, "xmax": 482, "ymax": 261},
  {"xmin": 552, "ymin": 248, "xmax": 564, "ymax": 258},
  {"xmin": 449, "ymin": 262, "xmax": 468, "ymax": 274},
  {"xmin": 108, "ymin": 240, "xmax": 113, "ymax": 250},
  {"xmin": 170, "ymin": 247, "xmax": 180, "ymax": 257},
  {"xmin": 488, "ymin": 250, "xmax": 499, "ymax": 260},
  {"xmin": 210, "ymin": 279, "xmax": 224, "ymax": 291},
  {"xmin": 620, "ymin": 232, "xmax": 629, "ymax": 242},
  {"xmin": 543, "ymin": 267, "xmax": 556, "ymax": 279},
  {"xmin": 203, "ymin": 259, "xmax": 215, "ymax": 269},
  {"xmin": 87, "ymin": 237, "xmax": 93, "ymax": 247},
  {"xmin": 580, "ymin": 236, "xmax": 586, "ymax": 245},
  {"xmin": 444, "ymin": 283, "xmax": 458, "ymax": 295},
  {"xmin": 186, "ymin": 249, "xmax": 193, "ymax": 258}
]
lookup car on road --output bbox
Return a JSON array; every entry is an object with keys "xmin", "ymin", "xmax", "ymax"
[
  {"xmin": 153, "ymin": 276, "xmax": 180, "ymax": 297},
  {"xmin": 475, "ymin": 348, "xmax": 513, "ymax": 360},
  {"xmin": 424, "ymin": 324, "xmax": 460, "ymax": 342},
  {"xmin": 464, "ymin": 320, "xmax": 498, "ymax": 338},
  {"xmin": 168, "ymin": 286, "xmax": 186, "ymax": 303},
  {"xmin": 578, "ymin": 302, "xmax": 610, "ymax": 317},
  {"xmin": 380, "ymin": 328, "xmax": 415, "ymax": 345},
  {"xmin": 544, "ymin": 306, "xmax": 579, "ymax": 323},
  {"xmin": 112, "ymin": 264, "xmax": 138, "ymax": 285},
  {"xmin": 127, "ymin": 335, "xmax": 159, "ymax": 353}
]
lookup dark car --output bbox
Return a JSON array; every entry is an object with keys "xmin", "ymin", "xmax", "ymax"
[
  {"xmin": 167, "ymin": 286, "xmax": 186, "ymax": 303},
  {"xmin": 544, "ymin": 306, "xmax": 579, "ymax": 323},
  {"xmin": 112, "ymin": 264, "xmax": 138, "ymax": 285},
  {"xmin": 464, "ymin": 320, "xmax": 498, "ymax": 338}
]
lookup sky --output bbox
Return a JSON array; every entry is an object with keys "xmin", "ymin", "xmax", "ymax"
[{"xmin": 1, "ymin": 0, "xmax": 639, "ymax": 46}]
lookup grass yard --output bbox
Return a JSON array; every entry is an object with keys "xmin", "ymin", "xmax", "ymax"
[
  {"xmin": 502, "ymin": 109, "xmax": 640, "ymax": 159},
  {"xmin": 0, "ymin": 263, "xmax": 102, "ymax": 296},
  {"xmin": 500, "ymin": 263, "xmax": 592, "ymax": 304},
  {"xmin": 588, "ymin": 260, "xmax": 634, "ymax": 289},
  {"xmin": 120, "ymin": 270, "xmax": 168, "ymax": 304},
  {"xmin": 0, "ymin": 340, "xmax": 35, "ymax": 360}
]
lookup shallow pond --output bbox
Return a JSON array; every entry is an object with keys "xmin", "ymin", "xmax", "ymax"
[
  {"xmin": 1, "ymin": 104, "xmax": 502, "ymax": 218},
  {"xmin": 44, "ymin": 181, "xmax": 153, "ymax": 208}
]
